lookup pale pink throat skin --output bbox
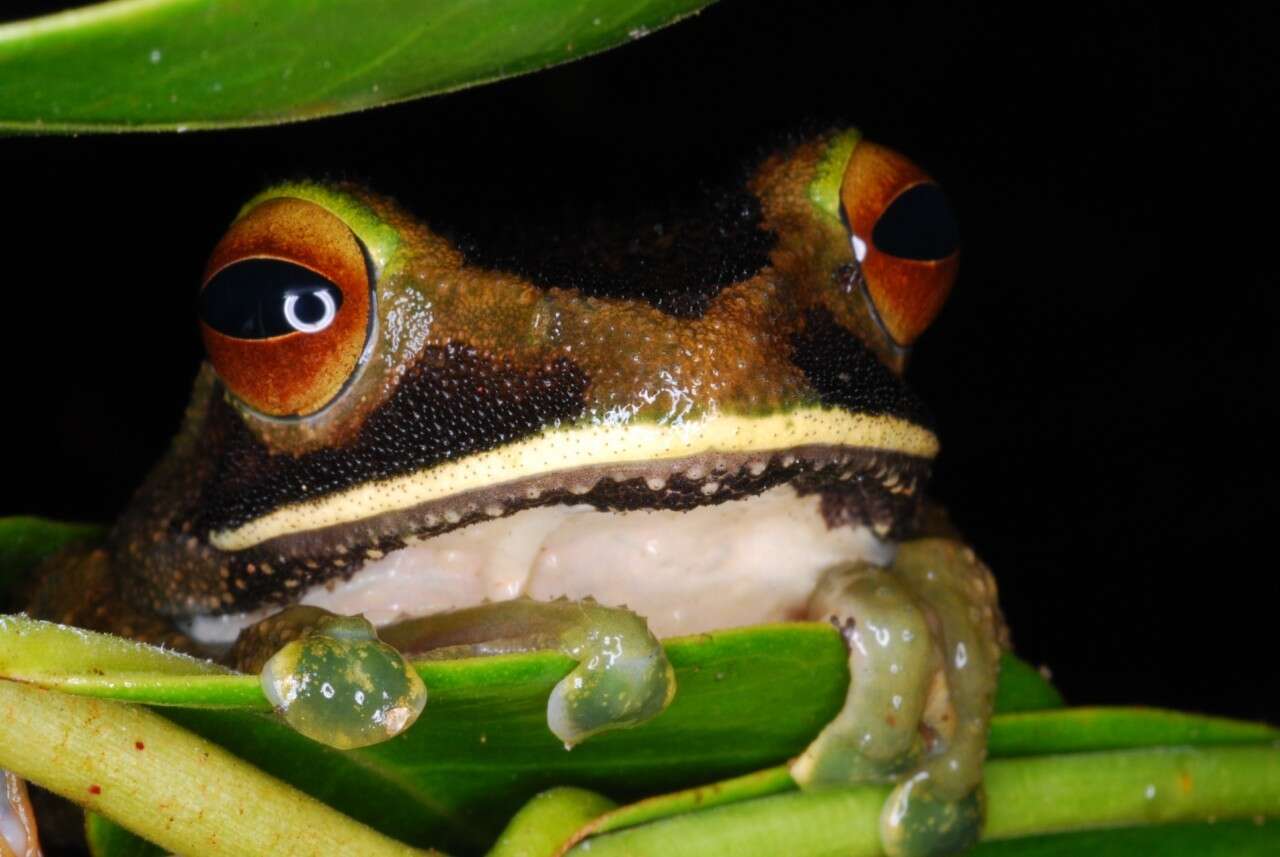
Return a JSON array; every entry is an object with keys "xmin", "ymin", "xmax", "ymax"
[{"xmin": 183, "ymin": 484, "xmax": 895, "ymax": 647}]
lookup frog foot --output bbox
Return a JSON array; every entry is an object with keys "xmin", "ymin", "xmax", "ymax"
[
  {"xmin": 238, "ymin": 599, "xmax": 677, "ymax": 750},
  {"xmin": 233, "ymin": 606, "xmax": 428, "ymax": 750},
  {"xmin": 378, "ymin": 597, "xmax": 677, "ymax": 748},
  {"xmin": 789, "ymin": 538, "xmax": 1005, "ymax": 857},
  {"xmin": 1, "ymin": 768, "xmax": 42, "ymax": 856}
]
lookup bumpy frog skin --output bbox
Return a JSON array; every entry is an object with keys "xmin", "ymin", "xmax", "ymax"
[{"xmin": 31, "ymin": 129, "xmax": 1006, "ymax": 857}]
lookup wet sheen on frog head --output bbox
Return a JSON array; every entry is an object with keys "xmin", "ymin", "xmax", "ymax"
[{"xmin": 112, "ymin": 128, "xmax": 960, "ymax": 618}]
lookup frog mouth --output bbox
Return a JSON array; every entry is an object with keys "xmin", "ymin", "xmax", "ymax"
[
  {"xmin": 205, "ymin": 406, "xmax": 937, "ymax": 554},
  {"xmin": 175, "ymin": 443, "xmax": 931, "ymax": 646},
  {"xmin": 181, "ymin": 481, "xmax": 901, "ymax": 647}
]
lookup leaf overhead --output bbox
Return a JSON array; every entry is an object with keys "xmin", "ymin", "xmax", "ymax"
[{"xmin": 0, "ymin": 0, "xmax": 716, "ymax": 133}]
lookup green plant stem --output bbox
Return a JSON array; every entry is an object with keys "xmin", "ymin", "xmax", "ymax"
[
  {"xmin": 564, "ymin": 745, "xmax": 1280, "ymax": 857},
  {"xmin": 487, "ymin": 787, "xmax": 617, "ymax": 857},
  {"xmin": 983, "ymin": 746, "xmax": 1280, "ymax": 838},
  {"xmin": 0, "ymin": 680, "xmax": 434, "ymax": 857}
]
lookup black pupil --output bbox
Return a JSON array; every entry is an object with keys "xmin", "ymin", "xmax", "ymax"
[
  {"xmin": 200, "ymin": 259, "xmax": 343, "ymax": 339},
  {"xmin": 871, "ymin": 183, "xmax": 959, "ymax": 261}
]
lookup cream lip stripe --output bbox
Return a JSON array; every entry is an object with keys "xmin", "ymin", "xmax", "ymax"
[{"xmin": 209, "ymin": 407, "xmax": 939, "ymax": 551}]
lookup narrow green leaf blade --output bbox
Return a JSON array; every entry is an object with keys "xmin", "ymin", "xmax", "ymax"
[
  {"xmin": 0, "ymin": 0, "xmax": 716, "ymax": 132},
  {"xmin": 486, "ymin": 788, "xmax": 616, "ymax": 857},
  {"xmin": 0, "ymin": 614, "xmax": 262, "ymax": 707},
  {"xmin": 559, "ymin": 747, "xmax": 1280, "ymax": 857},
  {"xmin": 969, "ymin": 818, "xmax": 1280, "ymax": 856},
  {"xmin": 990, "ymin": 706, "xmax": 1279, "ymax": 756}
]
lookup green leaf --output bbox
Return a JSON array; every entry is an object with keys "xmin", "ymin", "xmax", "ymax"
[
  {"xmin": 486, "ymin": 787, "xmax": 616, "ymax": 857},
  {"xmin": 0, "ymin": 0, "xmax": 716, "ymax": 133},
  {"xmin": 991, "ymin": 651, "xmax": 1063, "ymax": 711},
  {"xmin": 4, "ymin": 616, "xmax": 1274, "ymax": 855},
  {"xmin": 85, "ymin": 813, "xmax": 165, "ymax": 857},
  {"xmin": 989, "ymin": 706, "xmax": 1279, "ymax": 756},
  {"xmin": 549, "ymin": 746, "xmax": 1280, "ymax": 857},
  {"xmin": 0, "ymin": 614, "xmax": 257, "ymax": 706},
  {"xmin": 0, "ymin": 516, "xmax": 102, "ymax": 605},
  {"xmin": 969, "ymin": 818, "xmax": 1280, "ymax": 856},
  {"xmin": 0, "ymin": 617, "xmax": 1047, "ymax": 852},
  {"xmin": 0, "ymin": 679, "xmax": 435, "ymax": 856}
]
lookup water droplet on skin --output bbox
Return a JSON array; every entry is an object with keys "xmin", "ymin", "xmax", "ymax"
[{"xmin": 148, "ymin": 49, "xmax": 162, "ymax": 64}]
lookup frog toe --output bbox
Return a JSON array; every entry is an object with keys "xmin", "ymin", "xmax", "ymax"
[
  {"xmin": 546, "ymin": 600, "xmax": 676, "ymax": 747},
  {"xmin": 882, "ymin": 776, "xmax": 984, "ymax": 857},
  {"xmin": 375, "ymin": 597, "xmax": 675, "ymax": 747},
  {"xmin": 248, "ymin": 607, "xmax": 428, "ymax": 750},
  {"xmin": 792, "ymin": 539, "xmax": 1004, "ymax": 857}
]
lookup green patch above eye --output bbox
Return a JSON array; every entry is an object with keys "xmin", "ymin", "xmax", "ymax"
[
  {"xmin": 240, "ymin": 182, "xmax": 403, "ymax": 271},
  {"xmin": 808, "ymin": 128, "xmax": 862, "ymax": 223}
]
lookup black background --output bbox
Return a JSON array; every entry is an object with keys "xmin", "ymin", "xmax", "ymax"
[{"xmin": 3, "ymin": 2, "xmax": 1271, "ymax": 722}]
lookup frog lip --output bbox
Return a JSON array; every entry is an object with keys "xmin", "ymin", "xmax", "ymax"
[{"xmin": 159, "ymin": 444, "xmax": 930, "ymax": 618}]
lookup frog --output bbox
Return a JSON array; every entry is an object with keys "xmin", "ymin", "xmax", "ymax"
[{"xmin": 26, "ymin": 128, "xmax": 1006, "ymax": 857}]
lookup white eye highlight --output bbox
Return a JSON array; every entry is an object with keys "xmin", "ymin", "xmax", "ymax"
[
  {"xmin": 283, "ymin": 289, "xmax": 338, "ymax": 333},
  {"xmin": 851, "ymin": 233, "xmax": 868, "ymax": 263}
]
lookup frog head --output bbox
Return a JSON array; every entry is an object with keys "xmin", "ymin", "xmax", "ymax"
[{"xmin": 107, "ymin": 128, "xmax": 960, "ymax": 643}]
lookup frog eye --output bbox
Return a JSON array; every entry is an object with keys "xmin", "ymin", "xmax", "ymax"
[
  {"xmin": 840, "ymin": 142, "xmax": 959, "ymax": 346},
  {"xmin": 199, "ymin": 197, "xmax": 373, "ymax": 417}
]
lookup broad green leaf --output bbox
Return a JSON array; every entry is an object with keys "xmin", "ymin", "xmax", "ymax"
[
  {"xmin": 0, "ymin": 0, "xmax": 716, "ymax": 133},
  {"xmin": 4, "ymin": 615, "xmax": 1275, "ymax": 855}
]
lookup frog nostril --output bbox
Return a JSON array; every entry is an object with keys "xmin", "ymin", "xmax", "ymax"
[{"xmin": 872, "ymin": 183, "xmax": 959, "ymax": 262}]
